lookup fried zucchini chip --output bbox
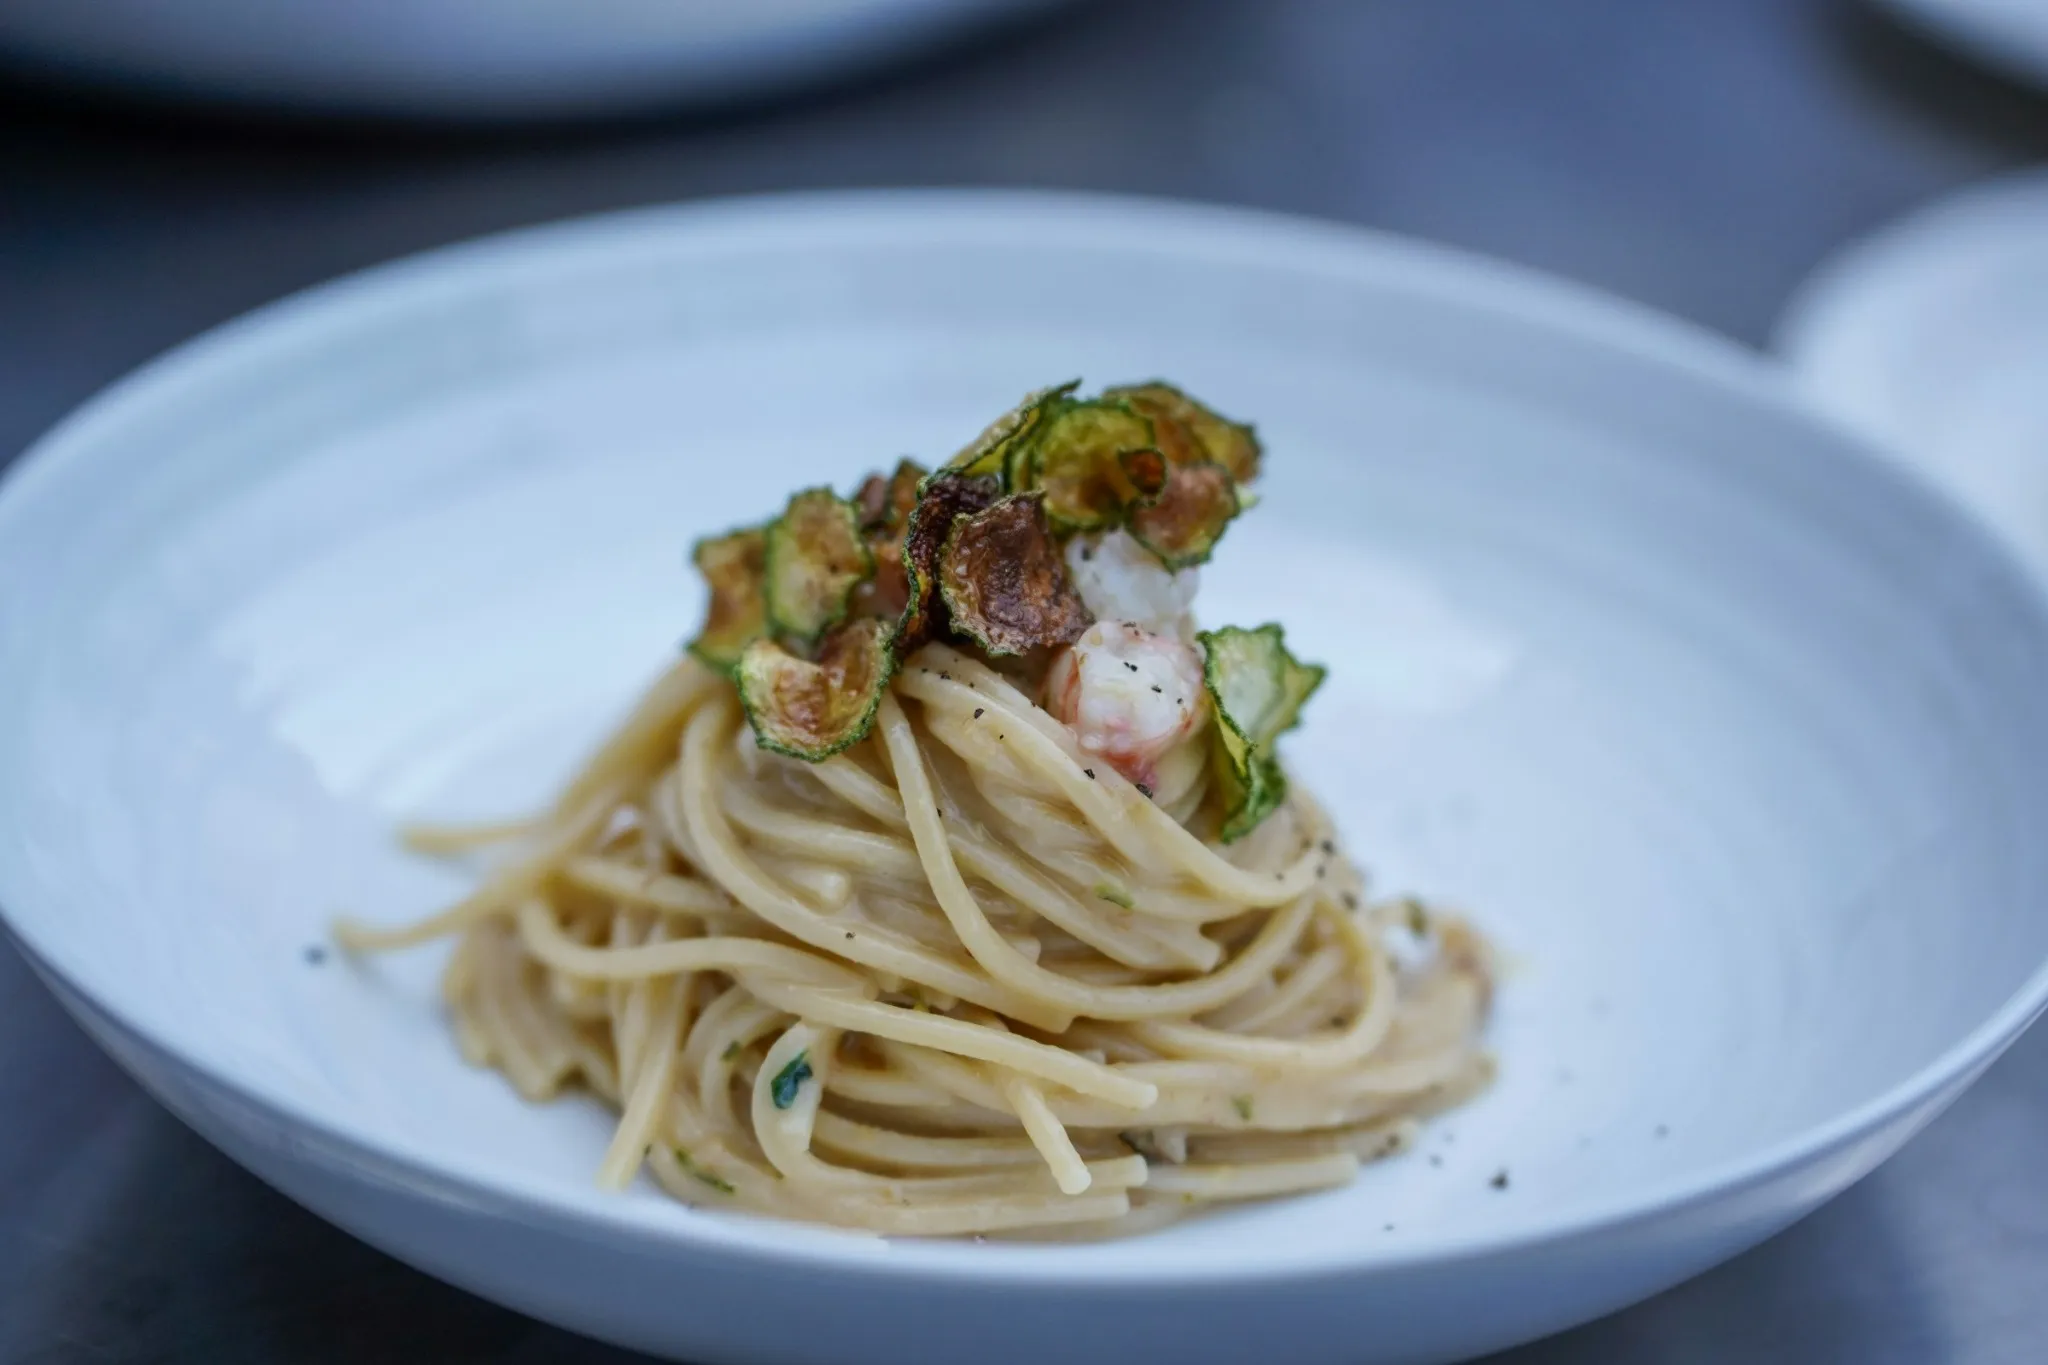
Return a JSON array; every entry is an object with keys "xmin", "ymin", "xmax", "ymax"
[
  {"xmin": 1102, "ymin": 381, "xmax": 1262, "ymax": 485},
  {"xmin": 1127, "ymin": 460, "xmax": 1244, "ymax": 570},
  {"xmin": 945, "ymin": 381, "xmax": 1079, "ymax": 483},
  {"xmin": 897, "ymin": 469, "xmax": 1002, "ymax": 651},
  {"xmin": 1198, "ymin": 623, "xmax": 1326, "ymax": 841},
  {"xmin": 937, "ymin": 493, "xmax": 1094, "ymax": 656},
  {"xmin": 854, "ymin": 459, "xmax": 925, "ymax": 536},
  {"xmin": 736, "ymin": 618, "xmax": 895, "ymax": 760},
  {"xmin": 687, "ymin": 525, "xmax": 769, "ymax": 672},
  {"xmin": 1021, "ymin": 398, "xmax": 1162, "ymax": 532},
  {"xmin": 764, "ymin": 487, "xmax": 873, "ymax": 646},
  {"xmin": 852, "ymin": 459, "xmax": 927, "ymax": 623}
]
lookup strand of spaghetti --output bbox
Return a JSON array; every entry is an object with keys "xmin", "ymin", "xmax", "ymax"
[
  {"xmin": 899, "ymin": 648, "xmax": 1323, "ymax": 905},
  {"xmin": 645, "ymin": 1145, "xmax": 807, "ymax": 1220},
  {"xmin": 907, "ymin": 720, "xmax": 1232, "ymax": 965},
  {"xmin": 738, "ymin": 976, "xmax": 1157, "ymax": 1108},
  {"xmin": 749, "ymin": 1023, "xmax": 836, "ymax": 1184},
  {"xmin": 972, "ymin": 1010, "xmax": 1094, "ymax": 1195},
  {"xmin": 809, "ymin": 1111, "xmax": 1047, "ymax": 1169},
  {"xmin": 922, "ymin": 711, "xmax": 1262, "ymax": 928},
  {"xmin": 558, "ymin": 856, "xmax": 733, "ymax": 916},
  {"xmin": 336, "ymin": 783, "xmax": 621, "ymax": 951},
  {"xmin": 1140, "ymin": 1153, "xmax": 1359, "ymax": 1200},
  {"xmin": 595, "ymin": 967, "xmax": 688, "ymax": 1189},
  {"xmin": 1130, "ymin": 907, "xmax": 1397, "ymax": 1068},
  {"xmin": 1202, "ymin": 944, "xmax": 1346, "ymax": 1034},
  {"xmin": 606, "ymin": 908, "xmax": 654, "ymax": 1082},
  {"xmin": 514, "ymin": 898, "xmax": 863, "ymax": 990},
  {"xmin": 1335, "ymin": 1048, "xmax": 1485, "ymax": 1098},
  {"xmin": 684, "ymin": 991, "xmax": 784, "ymax": 1135},
  {"xmin": 809, "ymin": 756, "xmax": 905, "ymax": 824},
  {"xmin": 745, "ymin": 1027, "xmax": 1142, "ymax": 1230},
  {"xmin": 876, "ymin": 1037, "xmax": 1398, "ymax": 1132},
  {"xmin": 1002, "ymin": 1072, "xmax": 1092, "ymax": 1194},
  {"xmin": 821, "ymin": 1060, "xmax": 962, "ymax": 1110},
  {"xmin": 676, "ymin": 698, "xmax": 1075, "ymax": 1033},
  {"xmin": 398, "ymin": 817, "xmax": 535, "ymax": 855},
  {"xmin": 471, "ymin": 926, "xmax": 570, "ymax": 1099},
  {"xmin": 857, "ymin": 1155, "xmax": 1146, "ymax": 1199},
  {"xmin": 817, "ymin": 752, "xmax": 1213, "ymax": 971},
  {"xmin": 723, "ymin": 785, "xmax": 927, "ymax": 882},
  {"xmin": 1148, "ymin": 737, "xmax": 1210, "ymax": 820},
  {"xmin": 877, "ymin": 692, "xmax": 1319, "ymax": 1022},
  {"xmin": 548, "ymin": 653, "xmax": 716, "ymax": 823}
]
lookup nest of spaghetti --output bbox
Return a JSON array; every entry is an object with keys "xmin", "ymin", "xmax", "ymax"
[{"xmin": 341, "ymin": 381, "xmax": 1497, "ymax": 1239}]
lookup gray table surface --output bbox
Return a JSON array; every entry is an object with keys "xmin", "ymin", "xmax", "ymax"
[{"xmin": 3, "ymin": 1, "xmax": 2046, "ymax": 1361}]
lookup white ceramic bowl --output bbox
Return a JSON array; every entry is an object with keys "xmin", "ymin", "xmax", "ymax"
[
  {"xmin": 3, "ymin": 192, "xmax": 2047, "ymax": 1365},
  {"xmin": 0, "ymin": 0, "xmax": 1074, "ymax": 119},
  {"xmin": 1775, "ymin": 169, "xmax": 2048, "ymax": 576}
]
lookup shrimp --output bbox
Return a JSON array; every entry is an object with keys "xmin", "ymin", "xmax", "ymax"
[
  {"xmin": 1064, "ymin": 530, "xmax": 1199, "ymax": 638},
  {"xmin": 1045, "ymin": 620, "xmax": 1208, "ymax": 789}
]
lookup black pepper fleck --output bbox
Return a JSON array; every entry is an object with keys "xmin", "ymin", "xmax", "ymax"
[
  {"xmin": 303, "ymin": 945, "xmax": 327, "ymax": 966},
  {"xmin": 845, "ymin": 931, "xmax": 855, "ymax": 940},
  {"xmin": 1320, "ymin": 839, "xmax": 1335, "ymax": 854},
  {"xmin": 1123, "ymin": 661, "xmax": 1138, "ymax": 672},
  {"xmin": 1490, "ymin": 1170, "xmax": 1510, "ymax": 1190},
  {"xmin": 1383, "ymin": 1223, "xmax": 1395, "ymax": 1232},
  {"xmin": 1654, "ymin": 1124, "xmax": 1669, "ymax": 1139},
  {"xmin": 1136, "ymin": 783, "xmax": 1153, "ymax": 797},
  {"xmin": 1428, "ymin": 1155, "xmax": 1442, "ymax": 1168},
  {"xmin": 939, "ymin": 671, "xmax": 951, "ymax": 681},
  {"xmin": 973, "ymin": 708, "xmax": 984, "ymax": 719},
  {"xmin": 1341, "ymin": 893, "xmax": 1359, "ymax": 911},
  {"xmin": 1150, "ymin": 684, "xmax": 1163, "ymax": 693},
  {"xmin": 1083, "ymin": 768, "xmax": 1096, "ymax": 779}
]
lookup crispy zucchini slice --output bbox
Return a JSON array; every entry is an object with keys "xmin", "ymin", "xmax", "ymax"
[
  {"xmin": 897, "ymin": 469, "xmax": 1001, "ymax": 651},
  {"xmin": 1198, "ymin": 623, "xmax": 1326, "ymax": 841},
  {"xmin": 687, "ymin": 525, "xmax": 769, "ymax": 672},
  {"xmin": 1021, "ymin": 398, "xmax": 1161, "ymax": 532},
  {"xmin": 945, "ymin": 381, "xmax": 1079, "ymax": 483},
  {"xmin": 1102, "ymin": 382, "xmax": 1262, "ymax": 485},
  {"xmin": 764, "ymin": 487, "xmax": 873, "ymax": 646},
  {"xmin": 855, "ymin": 459, "xmax": 926, "ymax": 536},
  {"xmin": 736, "ymin": 618, "xmax": 895, "ymax": 760},
  {"xmin": 937, "ymin": 493, "xmax": 1094, "ymax": 656},
  {"xmin": 852, "ymin": 459, "xmax": 928, "ymax": 623},
  {"xmin": 1127, "ymin": 460, "xmax": 1244, "ymax": 570},
  {"xmin": 1116, "ymin": 445, "xmax": 1170, "ymax": 501}
]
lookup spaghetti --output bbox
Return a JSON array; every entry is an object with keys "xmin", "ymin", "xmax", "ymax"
[{"xmin": 338, "ymin": 382, "xmax": 1495, "ymax": 1237}]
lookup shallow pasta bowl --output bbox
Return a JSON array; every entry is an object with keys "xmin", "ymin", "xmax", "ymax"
[{"xmin": 3, "ymin": 191, "xmax": 2048, "ymax": 1365}]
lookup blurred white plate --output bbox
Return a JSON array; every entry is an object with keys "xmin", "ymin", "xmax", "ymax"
[
  {"xmin": 0, "ymin": 0, "xmax": 1076, "ymax": 120},
  {"xmin": 1775, "ymin": 170, "xmax": 2048, "ymax": 573},
  {"xmin": 1875, "ymin": 0, "xmax": 2048, "ymax": 89},
  {"xmin": 6, "ymin": 192, "xmax": 2048, "ymax": 1365}
]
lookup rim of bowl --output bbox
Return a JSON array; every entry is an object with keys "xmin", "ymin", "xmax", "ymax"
[{"xmin": 4, "ymin": 188, "xmax": 2048, "ymax": 1289}]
